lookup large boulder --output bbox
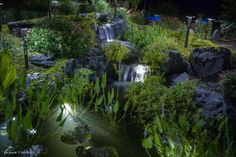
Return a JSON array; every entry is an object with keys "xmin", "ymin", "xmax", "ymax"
[
  {"xmin": 163, "ymin": 50, "xmax": 186, "ymax": 75},
  {"xmin": 190, "ymin": 47, "xmax": 231, "ymax": 78},
  {"xmin": 195, "ymin": 87, "xmax": 227, "ymax": 119},
  {"xmin": 64, "ymin": 48, "xmax": 108, "ymax": 81},
  {"xmin": 30, "ymin": 54, "xmax": 55, "ymax": 68}
]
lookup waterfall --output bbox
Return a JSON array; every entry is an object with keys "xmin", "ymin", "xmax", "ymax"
[
  {"xmin": 98, "ymin": 24, "xmax": 115, "ymax": 43},
  {"xmin": 120, "ymin": 64, "xmax": 149, "ymax": 82}
]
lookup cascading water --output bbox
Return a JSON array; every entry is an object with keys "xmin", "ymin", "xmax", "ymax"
[
  {"xmin": 98, "ymin": 24, "xmax": 115, "ymax": 43},
  {"xmin": 120, "ymin": 64, "xmax": 149, "ymax": 82}
]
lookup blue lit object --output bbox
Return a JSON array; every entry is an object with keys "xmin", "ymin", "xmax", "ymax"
[
  {"xmin": 146, "ymin": 15, "xmax": 161, "ymax": 22},
  {"xmin": 201, "ymin": 18, "xmax": 208, "ymax": 24}
]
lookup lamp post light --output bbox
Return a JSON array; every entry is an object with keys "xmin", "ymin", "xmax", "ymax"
[
  {"xmin": 0, "ymin": 3, "xmax": 3, "ymax": 32},
  {"xmin": 185, "ymin": 16, "xmax": 194, "ymax": 48}
]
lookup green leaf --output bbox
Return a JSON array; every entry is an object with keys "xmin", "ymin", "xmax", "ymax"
[
  {"xmin": 142, "ymin": 136, "xmax": 153, "ymax": 149},
  {"xmin": 95, "ymin": 96, "xmax": 103, "ymax": 112},
  {"xmin": 123, "ymin": 101, "xmax": 129, "ymax": 112},
  {"xmin": 11, "ymin": 119, "xmax": 18, "ymax": 143},
  {"xmin": 23, "ymin": 111, "xmax": 32, "ymax": 130},
  {"xmin": 94, "ymin": 78, "xmax": 100, "ymax": 94},
  {"xmin": 57, "ymin": 108, "xmax": 64, "ymax": 122},
  {"xmin": 3, "ymin": 65, "xmax": 16, "ymax": 90},
  {"xmin": 155, "ymin": 116, "xmax": 163, "ymax": 133},
  {"xmin": 114, "ymin": 100, "xmax": 119, "ymax": 114},
  {"xmin": 101, "ymin": 72, "xmax": 107, "ymax": 89},
  {"xmin": 218, "ymin": 117, "xmax": 228, "ymax": 132}
]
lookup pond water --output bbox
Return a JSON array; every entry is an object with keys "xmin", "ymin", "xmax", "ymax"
[{"xmin": 41, "ymin": 109, "xmax": 147, "ymax": 157}]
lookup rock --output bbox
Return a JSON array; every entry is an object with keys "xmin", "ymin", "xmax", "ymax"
[
  {"xmin": 7, "ymin": 21, "xmax": 32, "ymax": 37},
  {"xmin": 64, "ymin": 48, "xmax": 108, "ymax": 81},
  {"xmin": 190, "ymin": 47, "xmax": 231, "ymax": 78},
  {"xmin": 163, "ymin": 50, "xmax": 186, "ymax": 75},
  {"xmin": 97, "ymin": 17, "xmax": 126, "ymax": 43},
  {"xmin": 111, "ymin": 17, "xmax": 126, "ymax": 37},
  {"xmin": 194, "ymin": 87, "xmax": 227, "ymax": 119},
  {"xmin": 76, "ymin": 146, "xmax": 119, "ymax": 157},
  {"xmin": 30, "ymin": 54, "xmax": 55, "ymax": 68},
  {"xmin": 169, "ymin": 72, "xmax": 189, "ymax": 85},
  {"xmin": 211, "ymin": 29, "xmax": 221, "ymax": 41},
  {"xmin": 61, "ymin": 125, "xmax": 95, "ymax": 145}
]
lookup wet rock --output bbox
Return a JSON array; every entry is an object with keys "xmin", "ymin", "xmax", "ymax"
[
  {"xmin": 111, "ymin": 17, "xmax": 126, "ymax": 37},
  {"xmin": 61, "ymin": 125, "xmax": 95, "ymax": 145},
  {"xmin": 76, "ymin": 146, "xmax": 119, "ymax": 157},
  {"xmin": 163, "ymin": 50, "xmax": 186, "ymax": 75},
  {"xmin": 64, "ymin": 48, "xmax": 108, "ymax": 81},
  {"xmin": 61, "ymin": 131, "xmax": 79, "ymax": 145},
  {"xmin": 169, "ymin": 72, "xmax": 189, "ymax": 85},
  {"xmin": 97, "ymin": 17, "xmax": 126, "ymax": 43},
  {"xmin": 30, "ymin": 54, "xmax": 55, "ymax": 68},
  {"xmin": 194, "ymin": 87, "xmax": 227, "ymax": 119},
  {"xmin": 190, "ymin": 47, "xmax": 231, "ymax": 78}
]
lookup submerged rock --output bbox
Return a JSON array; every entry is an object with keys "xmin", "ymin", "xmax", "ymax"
[
  {"xmin": 194, "ymin": 87, "xmax": 227, "ymax": 118},
  {"xmin": 61, "ymin": 125, "xmax": 95, "ymax": 145},
  {"xmin": 190, "ymin": 47, "xmax": 231, "ymax": 78},
  {"xmin": 76, "ymin": 146, "xmax": 119, "ymax": 157},
  {"xmin": 30, "ymin": 54, "xmax": 55, "ymax": 68}
]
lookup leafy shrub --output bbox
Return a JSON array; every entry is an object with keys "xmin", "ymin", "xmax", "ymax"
[
  {"xmin": 126, "ymin": 78, "xmax": 196, "ymax": 123},
  {"xmin": 222, "ymin": 74, "xmax": 236, "ymax": 103},
  {"xmin": 102, "ymin": 41, "xmax": 129, "ymax": 62},
  {"xmin": 26, "ymin": 17, "xmax": 95, "ymax": 58},
  {"xmin": 142, "ymin": 37, "xmax": 178, "ymax": 72},
  {"xmin": 143, "ymin": 115, "xmax": 229, "ymax": 157},
  {"xmin": 159, "ymin": 81, "xmax": 196, "ymax": 120},
  {"xmin": 26, "ymin": 28, "xmax": 64, "ymax": 57},
  {"xmin": 57, "ymin": 0, "xmax": 77, "ymax": 15},
  {"xmin": 0, "ymin": 32, "xmax": 24, "ymax": 65},
  {"xmin": 126, "ymin": 76, "xmax": 167, "ymax": 123},
  {"xmin": 95, "ymin": 0, "xmax": 111, "ymax": 13}
]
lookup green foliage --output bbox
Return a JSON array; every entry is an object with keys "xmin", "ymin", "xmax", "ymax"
[
  {"xmin": 61, "ymin": 69, "xmax": 94, "ymax": 113},
  {"xmin": 0, "ymin": 32, "xmax": 24, "ymax": 65},
  {"xmin": 26, "ymin": 17, "xmax": 95, "ymax": 58},
  {"xmin": 57, "ymin": 0, "xmax": 77, "ymax": 15},
  {"xmin": 102, "ymin": 41, "xmax": 129, "ymax": 62},
  {"xmin": 127, "ymin": 0, "xmax": 142, "ymax": 11},
  {"xmin": 26, "ymin": 28, "xmax": 64, "ymax": 57},
  {"xmin": 95, "ymin": 0, "xmax": 111, "ymax": 13},
  {"xmin": 159, "ymin": 81, "xmax": 196, "ymax": 120},
  {"xmin": 0, "ymin": 50, "xmax": 16, "ymax": 112},
  {"xmin": 126, "ymin": 76, "xmax": 167, "ymax": 123},
  {"xmin": 222, "ymin": 74, "xmax": 236, "ymax": 103}
]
